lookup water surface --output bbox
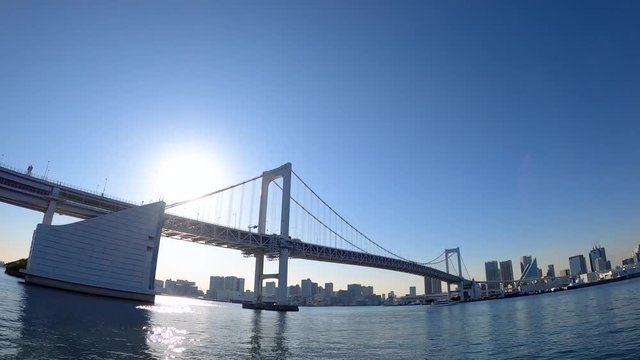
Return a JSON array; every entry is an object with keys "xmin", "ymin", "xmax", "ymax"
[{"xmin": 1, "ymin": 273, "xmax": 639, "ymax": 359}]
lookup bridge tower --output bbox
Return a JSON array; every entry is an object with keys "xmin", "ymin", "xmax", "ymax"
[
  {"xmin": 253, "ymin": 163, "xmax": 292, "ymax": 306},
  {"xmin": 445, "ymin": 247, "xmax": 464, "ymax": 299}
]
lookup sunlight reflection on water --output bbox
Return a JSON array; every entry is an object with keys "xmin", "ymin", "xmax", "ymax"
[{"xmin": 2, "ymin": 276, "xmax": 640, "ymax": 359}]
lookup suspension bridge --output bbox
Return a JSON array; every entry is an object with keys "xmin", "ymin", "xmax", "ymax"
[{"xmin": 0, "ymin": 162, "xmax": 475, "ymax": 309}]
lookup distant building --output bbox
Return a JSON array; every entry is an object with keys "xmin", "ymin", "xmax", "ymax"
[
  {"xmin": 409, "ymin": 286, "xmax": 417, "ymax": 297},
  {"xmin": 520, "ymin": 256, "xmax": 540, "ymax": 281},
  {"xmin": 499, "ymin": 260, "xmax": 514, "ymax": 287},
  {"xmin": 559, "ymin": 269, "xmax": 570, "ymax": 277},
  {"xmin": 264, "ymin": 281, "xmax": 276, "ymax": 298},
  {"xmin": 569, "ymin": 255, "xmax": 588, "ymax": 276},
  {"xmin": 164, "ymin": 278, "xmax": 201, "ymax": 297},
  {"xmin": 622, "ymin": 257, "xmax": 636, "ymax": 266},
  {"xmin": 387, "ymin": 291, "xmax": 396, "ymax": 300},
  {"xmin": 301, "ymin": 278, "xmax": 318, "ymax": 302},
  {"xmin": 425, "ymin": 277, "xmax": 442, "ymax": 294},
  {"xmin": 589, "ymin": 246, "xmax": 611, "ymax": 272},
  {"xmin": 485, "ymin": 261, "xmax": 501, "ymax": 291},
  {"xmin": 546, "ymin": 264, "xmax": 555, "ymax": 278},
  {"xmin": 324, "ymin": 282, "xmax": 334, "ymax": 299},
  {"xmin": 207, "ymin": 275, "xmax": 246, "ymax": 301},
  {"xmin": 520, "ymin": 256, "xmax": 532, "ymax": 274},
  {"xmin": 154, "ymin": 279, "xmax": 164, "ymax": 291}
]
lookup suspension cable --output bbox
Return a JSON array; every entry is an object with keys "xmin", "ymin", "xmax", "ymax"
[
  {"xmin": 165, "ymin": 174, "xmax": 263, "ymax": 209},
  {"xmin": 272, "ymin": 181, "xmax": 368, "ymax": 253},
  {"xmin": 291, "ymin": 170, "xmax": 415, "ymax": 262}
]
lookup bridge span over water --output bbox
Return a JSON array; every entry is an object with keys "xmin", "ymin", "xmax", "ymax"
[{"xmin": 0, "ymin": 162, "xmax": 471, "ymax": 308}]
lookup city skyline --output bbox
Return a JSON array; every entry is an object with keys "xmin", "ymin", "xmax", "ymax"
[{"xmin": 2, "ymin": 1, "xmax": 640, "ymax": 296}]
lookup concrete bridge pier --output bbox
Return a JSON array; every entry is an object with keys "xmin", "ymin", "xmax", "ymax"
[
  {"xmin": 245, "ymin": 163, "xmax": 297, "ymax": 311},
  {"xmin": 42, "ymin": 187, "xmax": 60, "ymax": 225}
]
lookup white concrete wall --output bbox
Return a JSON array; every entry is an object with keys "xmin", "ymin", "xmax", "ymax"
[{"xmin": 25, "ymin": 202, "xmax": 164, "ymax": 296}]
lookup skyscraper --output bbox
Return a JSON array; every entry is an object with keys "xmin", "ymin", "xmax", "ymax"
[
  {"xmin": 409, "ymin": 286, "xmax": 417, "ymax": 297},
  {"xmin": 425, "ymin": 277, "xmax": 442, "ymax": 294},
  {"xmin": 569, "ymin": 255, "xmax": 588, "ymax": 276},
  {"xmin": 546, "ymin": 264, "xmax": 555, "ymax": 278},
  {"xmin": 520, "ymin": 256, "xmax": 532, "ymax": 274},
  {"xmin": 519, "ymin": 256, "xmax": 540, "ymax": 281},
  {"xmin": 485, "ymin": 261, "xmax": 501, "ymax": 291},
  {"xmin": 208, "ymin": 276, "xmax": 225, "ymax": 298},
  {"xmin": 589, "ymin": 246, "xmax": 610, "ymax": 272},
  {"xmin": 499, "ymin": 260, "xmax": 514, "ymax": 287}
]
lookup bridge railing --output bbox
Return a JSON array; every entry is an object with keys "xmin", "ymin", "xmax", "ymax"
[{"xmin": 0, "ymin": 162, "xmax": 141, "ymax": 206}]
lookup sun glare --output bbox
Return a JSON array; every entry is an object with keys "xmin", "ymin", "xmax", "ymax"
[{"xmin": 153, "ymin": 150, "xmax": 230, "ymax": 205}]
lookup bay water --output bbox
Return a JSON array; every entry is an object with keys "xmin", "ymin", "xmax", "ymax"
[{"xmin": 1, "ymin": 272, "xmax": 639, "ymax": 359}]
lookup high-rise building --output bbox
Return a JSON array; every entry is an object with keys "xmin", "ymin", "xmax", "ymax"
[
  {"xmin": 264, "ymin": 281, "xmax": 276, "ymax": 297},
  {"xmin": 589, "ymin": 246, "xmax": 610, "ymax": 272},
  {"xmin": 569, "ymin": 255, "xmax": 588, "ymax": 276},
  {"xmin": 520, "ymin": 256, "xmax": 532, "ymax": 274},
  {"xmin": 559, "ymin": 269, "xmax": 571, "ymax": 277},
  {"xmin": 224, "ymin": 276, "xmax": 239, "ymax": 292},
  {"xmin": 520, "ymin": 256, "xmax": 540, "ymax": 281},
  {"xmin": 301, "ymin": 278, "xmax": 318, "ymax": 300},
  {"xmin": 208, "ymin": 276, "xmax": 225, "ymax": 298},
  {"xmin": 425, "ymin": 277, "xmax": 442, "ymax": 294},
  {"xmin": 499, "ymin": 260, "xmax": 514, "ymax": 287},
  {"xmin": 409, "ymin": 286, "xmax": 417, "ymax": 297},
  {"xmin": 324, "ymin": 282, "xmax": 334, "ymax": 298},
  {"xmin": 485, "ymin": 261, "xmax": 501, "ymax": 291},
  {"xmin": 238, "ymin": 278, "xmax": 245, "ymax": 292},
  {"xmin": 347, "ymin": 284, "xmax": 363, "ymax": 300},
  {"xmin": 546, "ymin": 264, "xmax": 555, "ymax": 278}
]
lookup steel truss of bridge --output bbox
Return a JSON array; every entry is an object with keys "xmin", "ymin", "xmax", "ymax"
[
  {"xmin": 1, "ymin": 163, "xmax": 467, "ymax": 285},
  {"xmin": 163, "ymin": 214, "xmax": 464, "ymax": 284}
]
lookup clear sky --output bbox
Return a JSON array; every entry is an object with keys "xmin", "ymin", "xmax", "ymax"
[{"xmin": 1, "ymin": 1, "xmax": 640, "ymax": 296}]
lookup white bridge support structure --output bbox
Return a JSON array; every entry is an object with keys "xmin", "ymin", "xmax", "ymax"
[
  {"xmin": 253, "ymin": 163, "xmax": 292, "ymax": 306},
  {"xmin": 445, "ymin": 247, "xmax": 464, "ymax": 299}
]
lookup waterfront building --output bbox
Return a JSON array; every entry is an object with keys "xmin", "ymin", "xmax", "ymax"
[
  {"xmin": 546, "ymin": 264, "xmax": 555, "ymax": 278},
  {"xmin": 520, "ymin": 256, "xmax": 540, "ymax": 281},
  {"xmin": 560, "ymin": 269, "xmax": 570, "ymax": 277},
  {"xmin": 520, "ymin": 256, "xmax": 540, "ymax": 280},
  {"xmin": 409, "ymin": 286, "xmax": 417, "ymax": 297},
  {"xmin": 264, "ymin": 281, "xmax": 276, "ymax": 298},
  {"xmin": 485, "ymin": 261, "xmax": 501, "ymax": 291},
  {"xmin": 301, "ymin": 278, "xmax": 318, "ymax": 302},
  {"xmin": 520, "ymin": 256, "xmax": 532, "ymax": 274},
  {"xmin": 589, "ymin": 246, "xmax": 611, "ymax": 272},
  {"xmin": 569, "ymin": 255, "xmax": 588, "ymax": 276},
  {"xmin": 164, "ymin": 279, "xmax": 201, "ymax": 297},
  {"xmin": 424, "ymin": 277, "xmax": 442, "ymax": 294},
  {"xmin": 634, "ymin": 244, "xmax": 640, "ymax": 263},
  {"xmin": 324, "ymin": 282, "xmax": 334, "ymax": 299},
  {"xmin": 154, "ymin": 279, "xmax": 164, "ymax": 291},
  {"xmin": 387, "ymin": 291, "xmax": 396, "ymax": 300},
  {"xmin": 622, "ymin": 257, "xmax": 636, "ymax": 266},
  {"xmin": 499, "ymin": 260, "xmax": 514, "ymax": 287},
  {"xmin": 207, "ymin": 275, "xmax": 246, "ymax": 300}
]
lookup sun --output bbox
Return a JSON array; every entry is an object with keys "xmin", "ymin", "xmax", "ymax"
[{"xmin": 152, "ymin": 149, "xmax": 230, "ymax": 205}]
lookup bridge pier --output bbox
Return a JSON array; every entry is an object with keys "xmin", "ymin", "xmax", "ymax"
[
  {"xmin": 248, "ymin": 163, "xmax": 297, "ymax": 311},
  {"xmin": 42, "ymin": 187, "xmax": 60, "ymax": 225},
  {"xmin": 253, "ymin": 253, "xmax": 265, "ymax": 304},
  {"xmin": 277, "ymin": 248, "xmax": 289, "ymax": 305}
]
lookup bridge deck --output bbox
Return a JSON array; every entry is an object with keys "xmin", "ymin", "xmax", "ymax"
[{"xmin": 1, "ymin": 164, "xmax": 467, "ymax": 284}]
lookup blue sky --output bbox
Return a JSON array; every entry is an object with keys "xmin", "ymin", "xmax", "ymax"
[{"xmin": 1, "ymin": 1, "xmax": 640, "ymax": 295}]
